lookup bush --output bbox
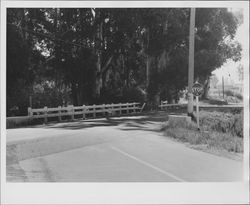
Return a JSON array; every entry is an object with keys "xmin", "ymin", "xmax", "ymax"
[
  {"xmin": 224, "ymin": 90, "xmax": 234, "ymax": 97},
  {"xmin": 233, "ymin": 112, "xmax": 244, "ymax": 138},
  {"xmin": 203, "ymin": 98, "xmax": 228, "ymax": 105},
  {"xmin": 164, "ymin": 127, "xmax": 243, "ymax": 153},
  {"xmin": 163, "ymin": 110, "xmax": 244, "ymax": 153},
  {"xmin": 225, "ymin": 96, "xmax": 241, "ymax": 103},
  {"xmin": 199, "ymin": 111, "xmax": 243, "ymax": 138},
  {"xmin": 234, "ymin": 92, "xmax": 243, "ymax": 100},
  {"xmin": 224, "ymin": 90, "xmax": 243, "ymax": 102}
]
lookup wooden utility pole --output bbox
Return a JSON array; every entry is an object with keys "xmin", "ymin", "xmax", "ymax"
[
  {"xmin": 222, "ymin": 76, "xmax": 224, "ymax": 99},
  {"xmin": 29, "ymin": 96, "xmax": 32, "ymax": 108},
  {"xmin": 187, "ymin": 8, "xmax": 196, "ymax": 116},
  {"xmin": 146, "ymin": 27, "xmax": 150, "ymax": 87},
  {"xmin": 94, "ymin": 9, "xmax": 103, "ymax": 97}
]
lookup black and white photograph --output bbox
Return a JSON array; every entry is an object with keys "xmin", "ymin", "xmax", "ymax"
[{"xmin": 1, "ymin": 0, "xmax": 249, "ymax": 204}]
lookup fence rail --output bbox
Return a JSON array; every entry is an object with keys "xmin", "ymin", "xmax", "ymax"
[
  {"xmin": 159, "ymin": 103, "xmax": 187, "ymax": 110},
  {"xmin": 159, "ymin": 102, "xmax": 243, "ymax": 110},
  {"xmin": 28, "ymin": 102, "xmax": 145, "ymax": 123}
]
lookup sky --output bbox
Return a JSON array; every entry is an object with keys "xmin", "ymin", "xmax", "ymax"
[{"xmin": 212, "ymin": 8, "xmax": 248, "ymax": 85}]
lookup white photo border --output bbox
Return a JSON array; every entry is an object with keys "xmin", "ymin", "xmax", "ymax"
[{"xmin": 1, "ymin": 1, "xmax": 249, "ymax": 204}]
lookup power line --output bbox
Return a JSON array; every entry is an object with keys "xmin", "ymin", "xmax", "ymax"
[{"xmin": 7, "ymin": 22, "xmax": 103, "ymax": 52}]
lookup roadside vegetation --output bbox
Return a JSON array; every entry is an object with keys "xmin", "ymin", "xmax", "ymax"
[
  {"xmin": 163, "ymin": 110, "xmax": 243, "ymax": 155},
  {"xmin": 208, "ymin": 90, "xmax": 243, "ymax": 104},
  {"xmin": 7, "ymin": 8, "xmax": 242, "ymax": 116},
  {"xmin": 224, "ymin": 90, "xmax": 243, "ymax": 103}
]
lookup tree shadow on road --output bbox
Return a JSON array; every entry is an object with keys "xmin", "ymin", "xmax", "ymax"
[{"xmin": 42, "ymin": 112, "xmax": 168, "ymax": 133}]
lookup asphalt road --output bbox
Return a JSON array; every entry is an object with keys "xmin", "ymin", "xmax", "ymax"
[{"xmin": 6, "ymin": 115, "xmax": 243, "ymax": 182}]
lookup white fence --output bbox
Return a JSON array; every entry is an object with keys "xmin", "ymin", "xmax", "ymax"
[
  {"xmin": 159, "ymin": 102, "xmax": 243, "ymax": 110},
  {"xmin": 28, "ymin": 102, "xmax": 145, "ymax": 123},
  {"xmin": 159, "ymin": 102, "xmax": 187, "ymax": 110}
]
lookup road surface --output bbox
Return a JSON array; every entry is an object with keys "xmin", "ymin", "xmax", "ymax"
[{"xmin": 6, "ymin": 114, "xmax": 243, "ymax": 182}]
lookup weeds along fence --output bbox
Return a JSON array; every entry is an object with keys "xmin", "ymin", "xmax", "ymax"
[{"xmin": 28, "ymin": 102, "xmax": 145, "ymax": 123}]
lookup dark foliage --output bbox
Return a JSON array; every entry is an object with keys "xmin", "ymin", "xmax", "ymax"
[{"xmin": 7, "ymin": 8, "xmax": 242, "ymax": 116}]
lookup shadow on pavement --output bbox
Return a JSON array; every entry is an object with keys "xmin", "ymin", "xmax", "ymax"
[{"xmin": 41, "ymin": 112, "xmax": 169, "ymax": 132}]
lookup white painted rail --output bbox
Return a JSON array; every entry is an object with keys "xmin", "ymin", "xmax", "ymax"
[
  {"xmin": 159, "ymin": 103, "xmax": 187, "ymax": 110},
  {"xmin": 28, "ymin": 102, "xmax": 143, "ymax": 123},
  {"xmin": 159, "ymin": 102, "xmax": 243, "ymax": 110}
]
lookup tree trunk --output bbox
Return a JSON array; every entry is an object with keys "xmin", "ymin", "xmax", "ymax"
[
  {"xmin": 201, "ymin": 76, "xmax": 210, "ymax": 99},
  {"xmin": 71, "ymin": 83, "xmax": 78, "ymax": 105},
  {"xmin": 146, "ymin": 27, "xmax": 150, "ymax": 87},
  {"xmin": 121, "ymin": 54, "xmax": 127, "ymax": 88},
  {"xmin": 95, "ymin": 52, "xmax": 102, "ymax": 97},
  {"xmin": 146, "ymin": 57, "xmax": 151, "ymax": 87},
  {"xmin": 94, "ymin": 11, "xmax": 103, "ymax": 99}
]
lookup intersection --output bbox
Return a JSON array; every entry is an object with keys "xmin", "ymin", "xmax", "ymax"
[{"xmin": 6, "ymin": 115, "xmax": 243, "ymax": 182}]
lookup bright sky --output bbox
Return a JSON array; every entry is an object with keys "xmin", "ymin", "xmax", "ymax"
[{"xmin": 212, "ymin": 8, "xmax": 248, "ymax": 85}]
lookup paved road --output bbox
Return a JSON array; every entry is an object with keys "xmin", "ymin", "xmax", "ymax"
[{"xmin": 6, "ymin": 114, "xmax": 243, "ymax": 182}]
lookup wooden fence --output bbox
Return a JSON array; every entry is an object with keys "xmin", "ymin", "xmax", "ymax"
[
  {"xmin": 159, "ymin": 103, "xmax": 187, "ymax": 110},
  {"xmin": 159, "ymin": 102, "xmax": 243, "ymax": 110},
  {"xmin": 28, "ymin": 102, "xmax": 145, "ymax": 123}
]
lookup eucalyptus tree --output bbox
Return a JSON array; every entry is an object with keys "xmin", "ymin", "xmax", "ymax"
[
  {"xmin": 135, "ymin": 8, "xmax": 242, "ymax": 103},
  {"xmin": 7, "ymin": 8, "xmax": 47, "ymax": 115},
  {"xmin": 7, "ymin": 7, "xmax": 242, "ymax": 115}
]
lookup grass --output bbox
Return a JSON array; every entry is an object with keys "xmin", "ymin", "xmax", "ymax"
[
  {"xmin": 202, "ymin": 98, "xmax": 228, "ymax": 105},
  {"xmin": 199, "ymin": 110, "xmax": 243, "ymax": 138},
  {"xmin": 209, "ymin": 90, "xmax": 243, "ymax": 104},
  {"xmin": 163, "ymin": 110, "xmax": 243, "ymax": 154},
  {"xmin": 224, "ymin": 90, "xmax": 243, "ymax": 100}
]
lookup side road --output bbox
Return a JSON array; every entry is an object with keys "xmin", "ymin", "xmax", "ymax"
[{"xmin": 6, "ymin": 115, "xmax": 243, "ymax": 182}]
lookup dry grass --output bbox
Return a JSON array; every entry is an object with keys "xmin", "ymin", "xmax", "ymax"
[
  {"xmin": 163, "ymin": 110, "xmax": 243, "ymax": 153},
  {"xmin": 198, "ymin": 110, "xmax": 243, "ymax": 138}
]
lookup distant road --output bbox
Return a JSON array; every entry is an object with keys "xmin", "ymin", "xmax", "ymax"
[{"xmin": 7, "ymin": 115, "xmax": 243, "ymax": 182}]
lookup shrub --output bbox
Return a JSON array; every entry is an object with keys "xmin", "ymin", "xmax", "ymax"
[
  {"xmin": 234, "ymin": 92, "xmax": 243, "ymax": 100},
  {"xmin": 233, "ymin": 112, "xmax": 243, "ymax": 138},
  {"xmin": 225, "ymin": 96, "xmax": 241, "ymax": 103},
  {"xmin": 163, "ymin": 110, "xmax": 244, "ymax": 153},
  {"xmin": 224, "ymin": 90, "xmax": 243, "ymax": 102},
  {"xmin": 164, "ymin": 127, "xmax": 243, "ymax": 153},
  {"xmin": 164, "ymin": 126, "xmax": 243, "ymax": 153},
  {"xmin": 204, "ymin": 98, "xmax": 228, "ymax": 105},
  {"xmin": 224, "ymin": 90, "xmax": 234, "ymax": 97},
  {"xmin": 198, "ymin": 111, "xmax": 243, "ymax": 138}
]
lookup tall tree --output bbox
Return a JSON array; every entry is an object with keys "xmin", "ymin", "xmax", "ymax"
[
  {"xmin": 7, "ymin": 8, "xmax": 45, "ymax": 115},
  {"xmin": 7, "ymin": 8, "xmax": 242, "ymax": 115}
]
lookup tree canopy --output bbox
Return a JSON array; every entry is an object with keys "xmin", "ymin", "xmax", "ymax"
[{"xmin": 7, "ymin": 8, "xmax": 242, "ymax": 116}]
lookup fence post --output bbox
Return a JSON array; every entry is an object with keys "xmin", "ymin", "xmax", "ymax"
[
  {"xmin": 28, "ymin": 107, "xmax": 33, "ymax": 117},
  {"xmin": 70, "ymin": 105, "xmax": 74, "ymax": 121},
  {"xmin": 102, "ymin": 104, "xmax": 105, "ymax": 117},
  {"xmin": 82, "ymin": 105, "xmax": 86, "ymax": 119},
  {"xmin": 111, "ymin": 103, "xmax": 114, "ymax": 116},
  {"xmin": 126, "ymin": 103, "xmax": 129, "ymax": 114},
  {"xmin": 133, "ymin": 102, "xmax": 136, "ymax": 113},
  {"xmin": 44, "ymin": 106, "xmax": 48, "ymax": 124},
  {"xmin": 119, "ymin": 103, "xmax": 122, "ymax": 116},
  {"xmin": 58, "ymin": 106, "xmax": 62, "ymax": 122},
  {"xmin": 93, "ymin": 104, "xmax": 96, "ymax": 118}
]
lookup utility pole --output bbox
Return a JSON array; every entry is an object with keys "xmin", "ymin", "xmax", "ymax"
[
  {"xmin": 222, "ymin": 76, "xmax": 224, "ymax": 99},
  {"xmin": 29, "ymin": 96, "xmax": 32, "ymax": 108},
  {"xmin": 146, "ymin": 27, "xmax": 150, "ymax": 87},
  {"xmin": 187, "ymin": 8, "xmax": 196, "ymax": 116}
]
